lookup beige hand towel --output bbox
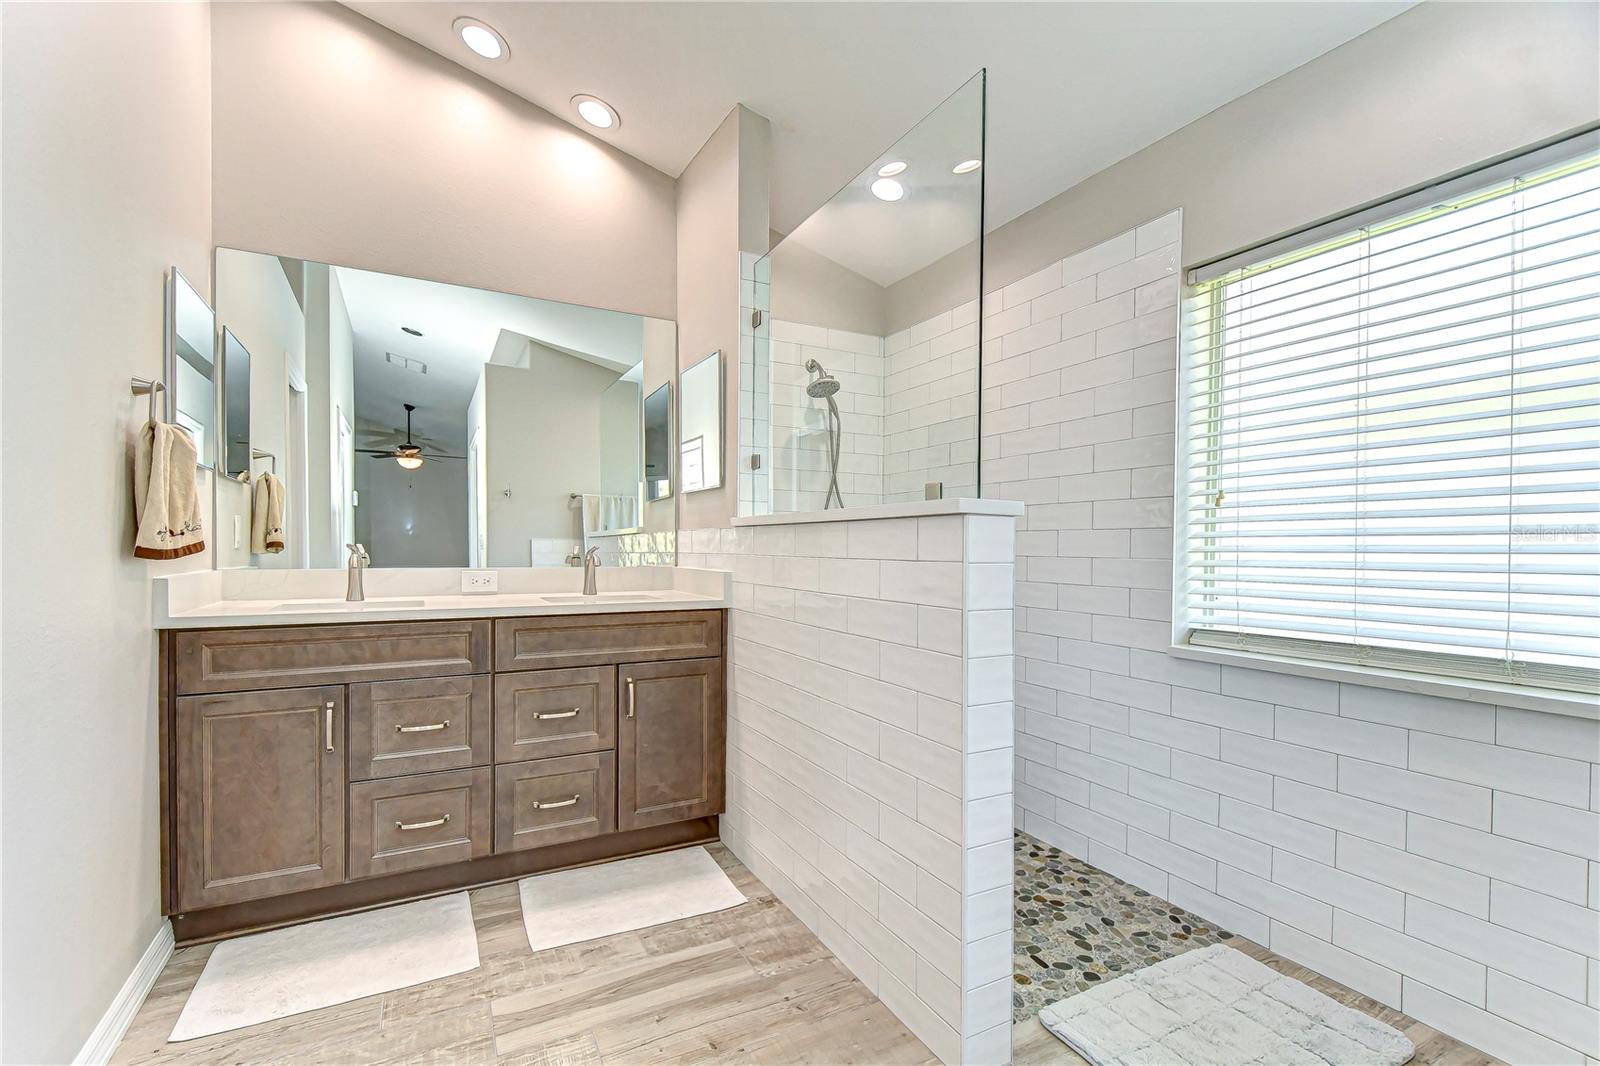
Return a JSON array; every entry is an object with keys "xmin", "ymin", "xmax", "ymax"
[
  {"xmin": 251, "ymin": 471, "xmax": 286, "ymax": 554},
  {"xmin": 134, "ymin": 420, "xmax": 205, "ymax": 560}
]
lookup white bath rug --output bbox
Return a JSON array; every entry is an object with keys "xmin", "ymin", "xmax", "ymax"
[
  {"xmin": 518, "ymin": 846, "xmax": 746, "ymax": 952},
  {"xmin": 169, "ymin": 892, "xmax": 479, "ymax": 1042},
  {"xmin": 1039, "ymin": 944, "xmax": 1415, "ymax": 1066}
]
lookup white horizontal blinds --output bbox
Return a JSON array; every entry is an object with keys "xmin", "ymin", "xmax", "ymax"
[{"xmin": 1183, "ymin": 147, "xmax": 1600, "ymax": 693}]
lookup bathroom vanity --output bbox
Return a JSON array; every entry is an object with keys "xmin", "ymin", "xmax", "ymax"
[{"xmin": 157, "ymin": 604, "xmax": 726, "ymax": 943}]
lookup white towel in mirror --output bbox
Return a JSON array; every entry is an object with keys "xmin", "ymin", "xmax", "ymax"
[
  {"xmin": 251, "ymin": 472, "xmax": 286, "ymax": 554},
  {"xmin": 579, "ymin": 493, "xmax": 639, "ymax": 534}
]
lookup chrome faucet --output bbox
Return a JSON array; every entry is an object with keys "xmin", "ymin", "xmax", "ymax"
[
  {"xmin": 582, "ymin": 546, "xmax": 601, "ymax": 596},
  {"xmin": 345, "ymin": 543, "xmax": 370, "ymax": 602}
]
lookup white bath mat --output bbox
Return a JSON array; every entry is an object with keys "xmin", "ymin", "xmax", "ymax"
[
  {"xmin": 169, "ymin": 892, "xmax": 479, "ymax": 1042},
  {"xmin": 1039, "ymin": 944, "xmax": 1414, "ymax": 1066},
  {"xmin": 518, "ymin": 846, "xmax": 746, "ymax": 952}
]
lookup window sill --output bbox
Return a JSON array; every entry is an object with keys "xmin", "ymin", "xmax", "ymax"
[{"xmin": 1168, "ymin": 641, "xmax": 1599, "ymax": 722}]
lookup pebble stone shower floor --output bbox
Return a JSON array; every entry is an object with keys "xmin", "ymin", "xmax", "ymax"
[{"xmin": 1012, "ymin": 830, "xmax": 1234, "ymax": 1023}]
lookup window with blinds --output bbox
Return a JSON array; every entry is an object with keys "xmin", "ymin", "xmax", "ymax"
[{"xmin": 1179, "ymin": 142, "xmax": 1600, "ymax": 694}]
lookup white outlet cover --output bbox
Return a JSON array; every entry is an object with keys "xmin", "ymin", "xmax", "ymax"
[{"xmin": 461, "ymin": 570, "xmax": 498, "ymax": 593}]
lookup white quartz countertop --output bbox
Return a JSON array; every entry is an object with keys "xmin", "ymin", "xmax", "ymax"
[{"xmin": 154, "ymin": 566, "xmax": 732, "ymax": 628}]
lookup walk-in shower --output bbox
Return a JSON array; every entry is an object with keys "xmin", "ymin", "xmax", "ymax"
[{"xmin": 805, "ymin": 359, "xmax": 845, "ymax": 509}]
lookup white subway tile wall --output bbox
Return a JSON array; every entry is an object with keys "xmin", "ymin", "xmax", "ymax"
[
  {"xmin": 883, "ymin": 303, "xmax": 981, "ymax": 504},
  {"xmin": 757, "ymin": 312, "xmax": 982, "ymax": 513},
  {"xmin": 982, "ymin": 209, "xmax": 1600, "ymax": 1066},
  {"xmin": 768, "ymin": 320, "xmax": 888, "ymax": 511},
  {"xmin": 680, "ymin": 513, "xmax": 1016, "ymax": 1064}
]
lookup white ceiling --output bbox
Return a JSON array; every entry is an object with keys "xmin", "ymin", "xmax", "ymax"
[
  {"xmin": 334, "ymin": 264, "xmax": 646, "ymax": 451},
  {"xmin": 347, "ymin": 1, "xmax": 1412, "ymax": 246},
  {"xmin": 782, "ymin": 74, "xmax": 984, "ymax": 286}
]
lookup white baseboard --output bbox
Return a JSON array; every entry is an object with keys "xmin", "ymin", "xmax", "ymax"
[{"xmin": 73, "ymin": 918, "xmax": 174, "ymax": 1065}]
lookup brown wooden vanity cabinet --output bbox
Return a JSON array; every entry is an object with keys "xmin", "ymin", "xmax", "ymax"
[
  {"xmin": 173, "ymin": 686, "xmax": 347, "ymax": 911},
  {"xmin": 618, "ymin": 657, "xmax": 725, "ymax": 831},
  {"xmin": 160, "ymin": 608, "xmax": 725, "ymax": 942}
]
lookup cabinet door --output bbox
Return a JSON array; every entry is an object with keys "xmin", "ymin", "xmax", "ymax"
[
  {"xmin": 617, "ymin": 657, "xmax": 724, "ymax": 831},
  {"xmin": 175, "ymin": 686, "xmax": 345, "ymax": 910}
]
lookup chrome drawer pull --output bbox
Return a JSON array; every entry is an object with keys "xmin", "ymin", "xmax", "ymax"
[
  {"xmin": 532, "ymin": 794, "xmax": 580, "ymax": 810},
  {"xmin": 325, "ymin": 701, "xmax": 335, "ymax": 752},
  {"xmin": 535, "ymin": 708, "xmax": 581, "ymax": 720},
  {"xmin": 395, "ymin": 814, "xmax": 450, "ymax": 831},
  {"xmin": 626, "ymin": 678, "xmax": 635, "ymax": 719},
  {"xmin": 396, "ymin": 720, "xmax": 449, "ymax": 733}
]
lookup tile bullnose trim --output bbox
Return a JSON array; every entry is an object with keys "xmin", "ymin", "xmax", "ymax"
[{"xmin": 732, "ymin": 498, "xmax": 1025, "ymax": 527}]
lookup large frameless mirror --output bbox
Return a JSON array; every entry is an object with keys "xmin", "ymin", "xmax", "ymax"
[
  {"xmin": 742, "ymin": 71, "xmax": 985, "ymax": 515},
  {"xmin": 213, "ymin": 248, "xmax": 677, "ymax": 570},
  {"xmin": 167, "ymin": 267, "xmax": 217, "ymax": 467}
]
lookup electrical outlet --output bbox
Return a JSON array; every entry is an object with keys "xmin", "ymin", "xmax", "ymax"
[
  {"xmin": 232, "ymin": 515, "xmax": 243, "ymax": 550},
  {"xmin": 461, "ymin": 569, "xmax": 497, "ymax": 593}
]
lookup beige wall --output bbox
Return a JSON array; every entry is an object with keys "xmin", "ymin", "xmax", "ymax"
[
  {"xmin": 767, "ymin": 235, "xmax": 888, "ymax": 336},
  {"xmin": 887, "ymin": 1, "xmax": 1600, "ymax": 329},
  {"xmin": 210, "ymin": 1, "xmax": 677, "ymax": 322},
  {"xmin": 0, "ymin": 2, "xmax": 213, "ymax": 1061},
  {"xmin": 482, "ymin": 356, "xmax": 620, "ymax": 565},
  {"xmin": 301, "ymin": 262, "xmax": 357, "ymax": 568},
  {"xmin": 675, "ymin": 106, "xmax": 770, "ymax": 530}
]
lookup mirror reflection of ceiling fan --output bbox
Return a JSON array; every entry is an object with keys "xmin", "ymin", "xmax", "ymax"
[{"xmin": 356, "ymin": 403, "xmax": 464, "ymax": 468}]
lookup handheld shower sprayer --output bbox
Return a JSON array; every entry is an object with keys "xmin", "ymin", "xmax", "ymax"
[{"xmin": 805, "ymin": 359, "xmax": 846, "ymax": 509}]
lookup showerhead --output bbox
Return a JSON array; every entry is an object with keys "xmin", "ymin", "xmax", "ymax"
[{"xmin": 804, "ymin": 358, "xmax": 841, "ymax": 398}]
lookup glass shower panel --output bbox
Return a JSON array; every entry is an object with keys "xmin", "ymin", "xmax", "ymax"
[{"xmin": 742, "ymin": 71, "xmax": 985, "ymax": 515}]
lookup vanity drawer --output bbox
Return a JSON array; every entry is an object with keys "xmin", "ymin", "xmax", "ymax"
[
  {"xmin": 175, "ymin": 620, "xmax": 491, "ymax": 694},
  {"xmin": 495, "ymin": 667, "xmax": 615, "ymax": 763},
  {"xmin": 494, "ymin": 611, "xmax": 722, "ymax": 671},
  {"xmin": 494, "ymin": 752, "xmax": 615, "ymax": 853},
  {"xmin": 348, "ymin": 767, "xmax": 492, "ymax": 879},
  {"xmin": 349, "ymin": 675, "xmax": 491, "ymax": 781}
]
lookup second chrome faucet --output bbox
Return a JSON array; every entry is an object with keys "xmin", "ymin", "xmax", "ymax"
[{"xmin": 583, "ymin": 545, "xmax": 601, "ymax": 596}]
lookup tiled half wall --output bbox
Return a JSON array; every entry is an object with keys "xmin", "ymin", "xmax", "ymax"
[{"xmin": 681, "ymin": 513, "xmax": 1018, "ymax": 1064}]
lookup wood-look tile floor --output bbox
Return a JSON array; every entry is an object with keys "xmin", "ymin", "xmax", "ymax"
[
  {"xmin": 113, "ymin": 842, "xmax": 1500, "ymax": 1065},
  {"xmin": 111, "ymin": 845, "xmax": 939, "ymax": 1066}
]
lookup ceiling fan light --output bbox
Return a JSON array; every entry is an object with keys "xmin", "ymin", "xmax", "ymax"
[{"xmin": 395, "ymin": 455, "xmax": 424, "ymax": 470}]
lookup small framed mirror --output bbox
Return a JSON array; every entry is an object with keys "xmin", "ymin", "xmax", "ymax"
[
  {"xmin": 643, "ymin": 380, "xmax": 673, "ymax": 502},
  {"xmin": 221, "ymin": 327, "xmax": 252, "ymax": 480},
  {"xmin": 679, "ymin": 350, "xmax": 722, "ymax": 493},
  {"xmin": 167, "ymin": 267, "xmax": 216, "ymax": 467}
]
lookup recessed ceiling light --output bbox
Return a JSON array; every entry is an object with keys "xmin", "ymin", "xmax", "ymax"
[
  {"xmin": 870, "ymin": 177, "xmax": 905, "ymax": 203},
  {"xmin": 572, "ymin": 94, "xmax": 619, "ymax": 130},
  {"xmin": 452, "ymin": 17, "xmax": 507, "ymax": 61},
  {"xmin": 401, "ymin": 326, "xmax": 423, "ymax": 337},
  {"xmin": 953, "ymin": 158, "xmax": 983, "ymax": 175},
  {"xmin": 877, "ymin": 161, "xmax": 907, "ymax": 178}
]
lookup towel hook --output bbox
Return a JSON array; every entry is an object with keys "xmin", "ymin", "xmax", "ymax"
[
  {"xmin": 250, "ymin": 448, "xmax": 277, "ymax": 475},
  {"xmin": 130, "ymin": 377, "xmax": 166, "ymax": 423}
]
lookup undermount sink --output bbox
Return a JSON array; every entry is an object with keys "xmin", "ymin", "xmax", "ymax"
[
  {"xmin": 268, "ymin": 598, "xmax": 428, "ymax": 611},
  {"xmin": 539, "ymin": 592, "xmax": 661, "ymax": 604}
]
